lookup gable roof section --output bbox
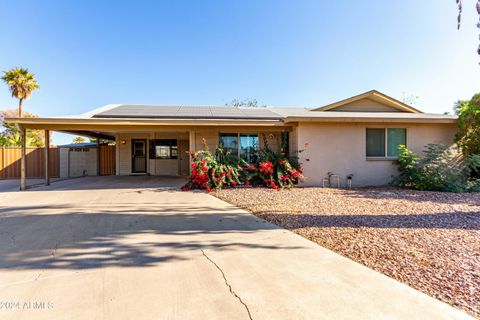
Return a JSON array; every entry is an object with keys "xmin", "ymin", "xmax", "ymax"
[{"xmin": 312, "ymin": 90, "xmax": 422, "ymax": 113}]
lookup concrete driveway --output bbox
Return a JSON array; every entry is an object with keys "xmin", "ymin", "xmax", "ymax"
[
  {"xmin": 0, "ymin": 178, "xmax": 61, "ymax": 192},
  {"xmin": 0, "ymin": 176, "xmax": 473, "ymax": 320}
]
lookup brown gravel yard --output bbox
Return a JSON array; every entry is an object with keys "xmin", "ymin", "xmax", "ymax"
[{"xmin": 213, "ymin": 187, "xmax": 480, "ymax": 318}]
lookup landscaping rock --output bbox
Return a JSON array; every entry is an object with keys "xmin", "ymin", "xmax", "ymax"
[{"xmin": 213, "ymin": 187, "xmax": 480, "ymax": 318}]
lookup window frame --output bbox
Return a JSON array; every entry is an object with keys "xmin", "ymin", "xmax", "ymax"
[
  {"xmin": 218, "ymin": 133, "xmax": 239, "ymax": 157},
  {"xmin": 149, "ymin": 139, "xmax": 178, "ymax": 160},
  {"xmin": 239, "ymin": 133, "xmax": 260, "ymax": 162},
  {"xmin": 366, "ymin": 127, "xmax": 407, "ymax": 160},
  {"xmin": 219, "ymin": 132, "xmax": 260, "ymax": 161}
]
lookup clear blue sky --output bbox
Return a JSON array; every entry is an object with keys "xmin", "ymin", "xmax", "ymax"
[{"xmin": 0, "ymin": 0, "xmax": 478, "ymax": 144}]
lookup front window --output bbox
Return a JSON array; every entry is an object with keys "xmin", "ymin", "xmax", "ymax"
[
  {"xmin": 239, "ymin": 134, "xmax": 259, "ymax": 162},
  {"xmin": 149, "ymin": 139, "xmax": 178, "ymax": 159},
  {"xmin": 155, "ymin": 145, "xmax": 170, "ymax": 158},
  {"xmin": 219, "ymin": 133, "xmax": 259, "ymax": 161},
  {"xmin": 219, "ymin": 133, "xmax": 239, "ymax": 157},
  {"xmin": 366, "ymin": 128, "xmax": 406, "ymax": 158}
]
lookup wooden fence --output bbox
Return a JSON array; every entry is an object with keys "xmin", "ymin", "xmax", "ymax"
[
  {"xmin": 99, "ymin": 145, "xmax": 116, "ymax": 175},
  {"xmin": 0, "ymin": 145, "xmax": 116, "ymax": 179},
  {"xmin": 0, "ymin": 147, "xmax": 60, "ymax": 179}
]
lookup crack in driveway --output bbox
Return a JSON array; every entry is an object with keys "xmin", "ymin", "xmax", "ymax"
[
  {"xmin": 35, "ymin": 242, "xmax": 58, "ymax": 281},
  {"xmin": 200, "ymin": 249, "xmax": 253, "ymax": 320}
]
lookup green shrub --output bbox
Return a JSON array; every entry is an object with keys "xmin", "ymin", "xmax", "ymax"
[
  {"xmin": 454, "ymin": 94, "xmax": 480, "ymax": 157},
  {"xmin": 394, "ymin": 144, "xmax": 480, "ymax": 192}
]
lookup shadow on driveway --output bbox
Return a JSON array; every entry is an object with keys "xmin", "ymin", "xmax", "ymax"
[{"xmin": 0, "ymin": 203, "xmax": 302, "ymax": 270}]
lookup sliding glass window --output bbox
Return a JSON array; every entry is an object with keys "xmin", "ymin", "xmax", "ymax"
[
  {"xmin": 219, "ymin": 133, "xmax": 259, "ymax": 161},
  {"xmin": 366, "ymin": 128, "xmax": 406, "ymax": 158}
]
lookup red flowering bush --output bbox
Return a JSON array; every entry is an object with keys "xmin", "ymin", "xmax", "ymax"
[
  {"xmin": 182, "ymin": 136, "xmax": 306, "ymax": 191},
  {"xmin": 258, "ymin": 161, "xmax": 274, "ymax": 175},
  {"xmin": 254, "ymin": 158, "xmax": 305, "ymax": 190},
  {"xmin": 254, "ymin": 135, "xmax": 306, "ymax": 189},
  {"xmin": 182, "ymin": 139, "xmax": 243, "ymax": 191}
]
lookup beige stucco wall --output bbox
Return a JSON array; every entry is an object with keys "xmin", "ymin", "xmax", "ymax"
[
  {"xmin": 149, "ymin": 159, "xmax": 178, "ymax": 175},
  {"xmin": 297, "ymin": 122, "xmax": 457, "ymax": 187},
  {"xmin": 113, "ymin": 122, "xmax": 455, "ymax": 186}
]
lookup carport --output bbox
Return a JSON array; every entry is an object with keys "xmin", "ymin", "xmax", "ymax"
[
  {"xmin": 12, "ymin": 124, "xmax": 115, "ymax": 190},
  {"xmin": 5, "ymin": 104, "xmax": 287, "ymax": 190}
]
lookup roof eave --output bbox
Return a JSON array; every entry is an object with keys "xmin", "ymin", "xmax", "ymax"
[
  {"xmin": 4, "ymin": 117, "xmax": 287, "ymax": 128},
  {"xmin": 284, "ymin": 116, "xmax": 457, "ymax": 124}
]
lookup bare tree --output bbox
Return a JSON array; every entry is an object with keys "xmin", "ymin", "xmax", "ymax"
[
  {"xmin": 225, "ymin": 98, "xmax": 266, "ymax": 108},
  {"xmin": 456, "ymin": 1, "xmax": 480, "ymax": 57}
]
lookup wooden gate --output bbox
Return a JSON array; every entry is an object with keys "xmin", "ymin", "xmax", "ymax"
[
  {"xmin": 99, "ymin": 145, "xmax": 116, "ymax": 175},
  {"xmin": 0, "ymin": 147, "xmax": 60, "ymax": 179}
]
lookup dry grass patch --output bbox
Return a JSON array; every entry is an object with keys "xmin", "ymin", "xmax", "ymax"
[{"xmin": 213, "ymin": 187, "xmax": 480, "ymax": 318}]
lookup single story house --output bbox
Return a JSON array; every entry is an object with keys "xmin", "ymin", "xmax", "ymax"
[{"xmin": 6, "ymin": 90, "xmax": 457, "ymax": 189}]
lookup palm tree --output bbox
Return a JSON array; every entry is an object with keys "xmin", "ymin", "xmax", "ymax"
[
  {"xmin": 0, "ymin": 132, "xmax": 34, "ymax": 146},
  {"xmin": 72, "ymin": 136, "xmax": 86, "ymax": 144},
  {"xmin": 1, "ymin": 67, "xmax": 40, "ymax": 117}
]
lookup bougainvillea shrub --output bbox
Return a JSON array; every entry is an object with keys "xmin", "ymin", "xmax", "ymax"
[
  {"xmin": 253, "ymin": 135, "xmax": 306, "ymax": 189},
  {"xmin": 182, "ymin": 140, "xmax": 243, "ymax": 191},
  {"xmin": 252, "ymin": 159, "xmax": 304, "ymax": 190},
  {"xmin": 182, "ymin": 136, "xmax": 306, "ymax": 191}
]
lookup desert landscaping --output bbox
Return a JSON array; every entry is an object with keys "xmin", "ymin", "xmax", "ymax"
[{"xmin": 214, "ymin": 187, "xmax": 480, "ymax": 318}]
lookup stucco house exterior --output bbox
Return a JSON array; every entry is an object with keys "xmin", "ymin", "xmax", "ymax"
[{"xmin": 6, "ymin": 90, "xmax": 457, "ymax": 189}]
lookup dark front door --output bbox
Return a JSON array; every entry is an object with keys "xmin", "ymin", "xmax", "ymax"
[{"xmin": 131, "ymin": 139, "xmax": 147, "ymax": 173}]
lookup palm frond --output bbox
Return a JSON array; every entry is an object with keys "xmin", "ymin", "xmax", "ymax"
[{"xmin": 1, "ymin": 67, "xmax": 40, "ymax": 100}]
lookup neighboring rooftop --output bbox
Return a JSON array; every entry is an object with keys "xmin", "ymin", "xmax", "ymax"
[{"xmin": 58, "ymin": 142, "xmax": 108, "ymax": 148}]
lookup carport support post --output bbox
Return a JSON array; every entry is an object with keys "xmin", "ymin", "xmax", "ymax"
[
  {"xmin": 96, "ymin": 137, "xmax": 100, "ymax": 176},
  {"xmin": 188, "ymin": 131, "xmax": 195, "ymax": 174},
  {"xmin": 44, "ymin": 129, "xmax": 50, "ymax": 186},
  {"xmin": 20, "ymin": 125, "xmax": 26, "ymax": 191}
]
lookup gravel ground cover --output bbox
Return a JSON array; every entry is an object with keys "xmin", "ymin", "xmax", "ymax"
[{"xmin": 212, "ymin": 187, "xmax": 480, "ymax": 318}]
